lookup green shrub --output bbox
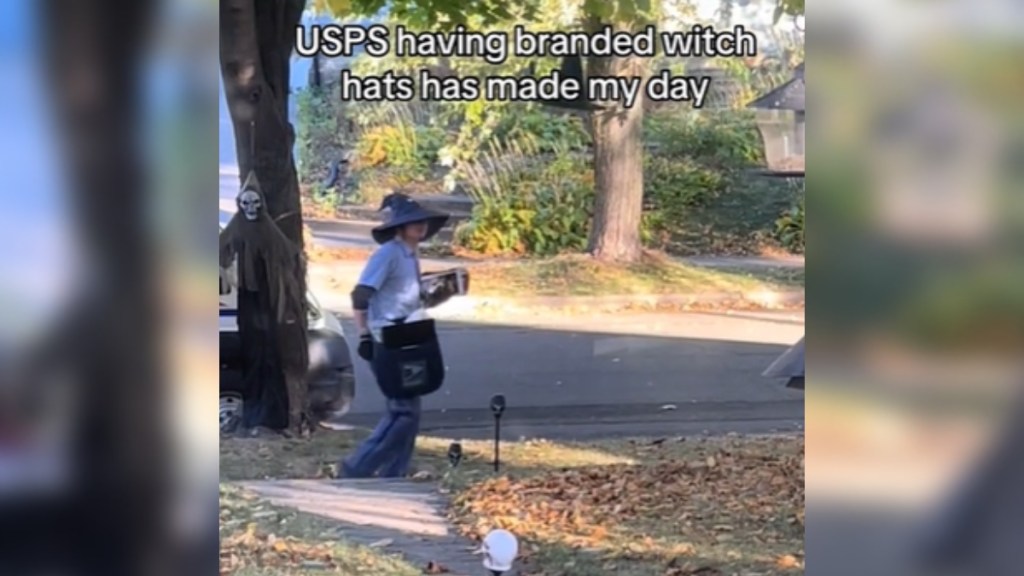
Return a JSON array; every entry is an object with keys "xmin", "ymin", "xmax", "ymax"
[
  {"xmin": 646, "ymin": 111, "xmax": 764, "ymax": 169},
  {"xmin": 494, "ymin": 105, "xmax": 591, "ymax": 153},
  {"xmin": 295, "ymin": 87, "xmax": 350, "ymax": 185},
  {"xmin": 456, "ymin": 139, "xmax": 594, "ymax": 256},
  {"xmin": 638, "ymin": 110, "xmax": 791, "ymax": 252},
  {"xmin": 641, "ymin": 156, "xmax": 729, "ymax": 249},
  {"xmin": 774, "ymin": 198, "xmax": 805, "ymax": 252},
  {"xmin": 306, "ymin": 182, "xmax": 329, "ymax": 203},
  {"xmin": 412, "ymin": 124, "xmax": 446, "ymax": 168},
  {"xmin": 644, "ymin": 156, "xmax": 726, "ymax": 208},
  {"xmin": 350, "ymin": 168, "xmax": 411, "ymax": 208},
  {"xmin": 350, "ymin": 102, "xmax": 446, "ymax": 176},
  {"xmin": 355, "ymin": 124, "xmax": 413, "ymax": 168},
  {"xmin": 640, "ymin": 210, "xmax": 670, "ymax": 248}
]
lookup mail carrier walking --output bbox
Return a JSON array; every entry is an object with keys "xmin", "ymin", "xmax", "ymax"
[{"xmin": 339, "ymin": 194, "xmax": 450, "ymax": 478}]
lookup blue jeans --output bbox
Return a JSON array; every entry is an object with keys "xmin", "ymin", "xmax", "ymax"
[{"xmin": 341, "ymin": 397, "xmax": 421, "ymax": 478}]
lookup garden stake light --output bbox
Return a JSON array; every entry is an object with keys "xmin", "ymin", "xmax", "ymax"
[{"xmin": 489, "ymin": 394, "xmax": 506, "ymax": 473}]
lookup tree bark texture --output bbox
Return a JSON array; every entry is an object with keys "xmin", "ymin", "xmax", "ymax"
[
  {"xmin": 220, "ymin": 0, "xmax": 310, "ymax": 433},
  {"xmin": 586, "ymin": 26, "xmax": 648, "ymax": 263}
]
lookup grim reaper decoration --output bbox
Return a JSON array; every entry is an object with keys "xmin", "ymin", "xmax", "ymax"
[
  {"xmin": 220, "ymin": 171, "xmax": 310, "ymax": 436},
  {"xmin": 238, "ymin": 187, "xmax": 262, "ymax": 221}
]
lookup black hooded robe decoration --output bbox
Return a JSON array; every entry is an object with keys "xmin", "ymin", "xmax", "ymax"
[{"xmin": 219, "ymin": 171, "xmax": 310, "ymax": 434}]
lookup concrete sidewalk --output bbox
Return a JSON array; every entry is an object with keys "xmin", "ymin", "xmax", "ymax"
[{"xmin": 241, "ymin": 478, "xmax": 492, "ymax": 575}]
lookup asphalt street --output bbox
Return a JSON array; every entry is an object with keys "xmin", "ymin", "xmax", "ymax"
[
  {"xmin": 304, "ymin": 218, "xmax": 379, "ymax": 248},
  {"xmin": 335, "ymin": 311, "xmax": 805, "ymax": 440}
]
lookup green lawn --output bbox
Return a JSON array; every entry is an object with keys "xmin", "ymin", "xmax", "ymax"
[
  {"xmin": 311, "ymin": 249, "xmax": 804, "ymax": 302},
  {"xmin": 465, "ymin": 253, "xmax": 803, "ymax": 297}
]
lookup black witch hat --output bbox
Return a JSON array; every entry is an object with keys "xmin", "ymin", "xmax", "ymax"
[{"xmin": 371, "ymin": 193, "xmax": 449, "ymax": 244}]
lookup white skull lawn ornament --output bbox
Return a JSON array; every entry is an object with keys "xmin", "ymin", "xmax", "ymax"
[
  {"xmin": 238, "ymin": 188, "xmax": 262, "ymax": 221},
  {"xmin": 478, "ymin": 529, "xmax": 518, "ymax": 575}
]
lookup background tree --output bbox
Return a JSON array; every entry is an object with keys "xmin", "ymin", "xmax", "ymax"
[
  {"xmin": 327, "ymin": 0, "xmax": 656, "ymax": 262},
  {"xmin": 579, "ymin": 1, "xmax": 656, "ymax": 262}
]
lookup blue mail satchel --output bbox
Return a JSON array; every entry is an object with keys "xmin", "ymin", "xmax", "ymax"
[{"xmin": 371, "ymin": 319, "xmax": 446, "ymax": 399}]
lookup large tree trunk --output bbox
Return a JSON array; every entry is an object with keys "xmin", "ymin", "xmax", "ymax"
[
  {"xmin": 586, "ymin": 48, "xmax": 648, "ymax": 263},
  {"xmin": 220, "ymin": 0, "xmax": 310, "ymax": 434}
]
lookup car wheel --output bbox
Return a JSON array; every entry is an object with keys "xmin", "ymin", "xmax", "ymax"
[{"xmin": 220, "ymin": 393, "xmax": 243, "ymax": 432}]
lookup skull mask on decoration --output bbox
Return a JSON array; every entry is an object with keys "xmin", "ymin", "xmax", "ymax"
[{"xmin": 237, "ymin": 187, "xmax": 263, "ymax": 221}]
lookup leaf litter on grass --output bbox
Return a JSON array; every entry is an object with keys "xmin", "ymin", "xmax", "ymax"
[
  {"xmin": 221, "ymin": 431, "xmax": 636, "ymax": 483},
  {"xmin": 449, "ymin": 436, "xmax": 805, "ymax": 575},
  {"xmin": 220, "ymin": 432, "xmax": 804, "ymax": 574}
]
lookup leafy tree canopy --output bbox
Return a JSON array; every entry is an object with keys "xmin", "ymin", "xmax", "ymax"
[
  {"xmin": 313, "ymin": 0, "xmax": 524, "ymax": 27},
  {"xmin": 314, "ymin": 0, "xmax": 800, "ymax": 28},
  {"xmin": 313, "ymin": 0, "xmax": 661, "ymax": 28},
  {"xmin": 774, "ymin": 0, "xmax": 805, "ymax": 23}
]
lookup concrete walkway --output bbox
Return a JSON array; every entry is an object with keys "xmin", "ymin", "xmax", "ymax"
[{"xmin": 241, "ymin": 478, "xmax": 494, "ymax": 576}]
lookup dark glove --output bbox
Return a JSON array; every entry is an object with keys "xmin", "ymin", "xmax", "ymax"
[{"xmin": 357, "ymin": 333, "xmax": 373, "ymax": 362}]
